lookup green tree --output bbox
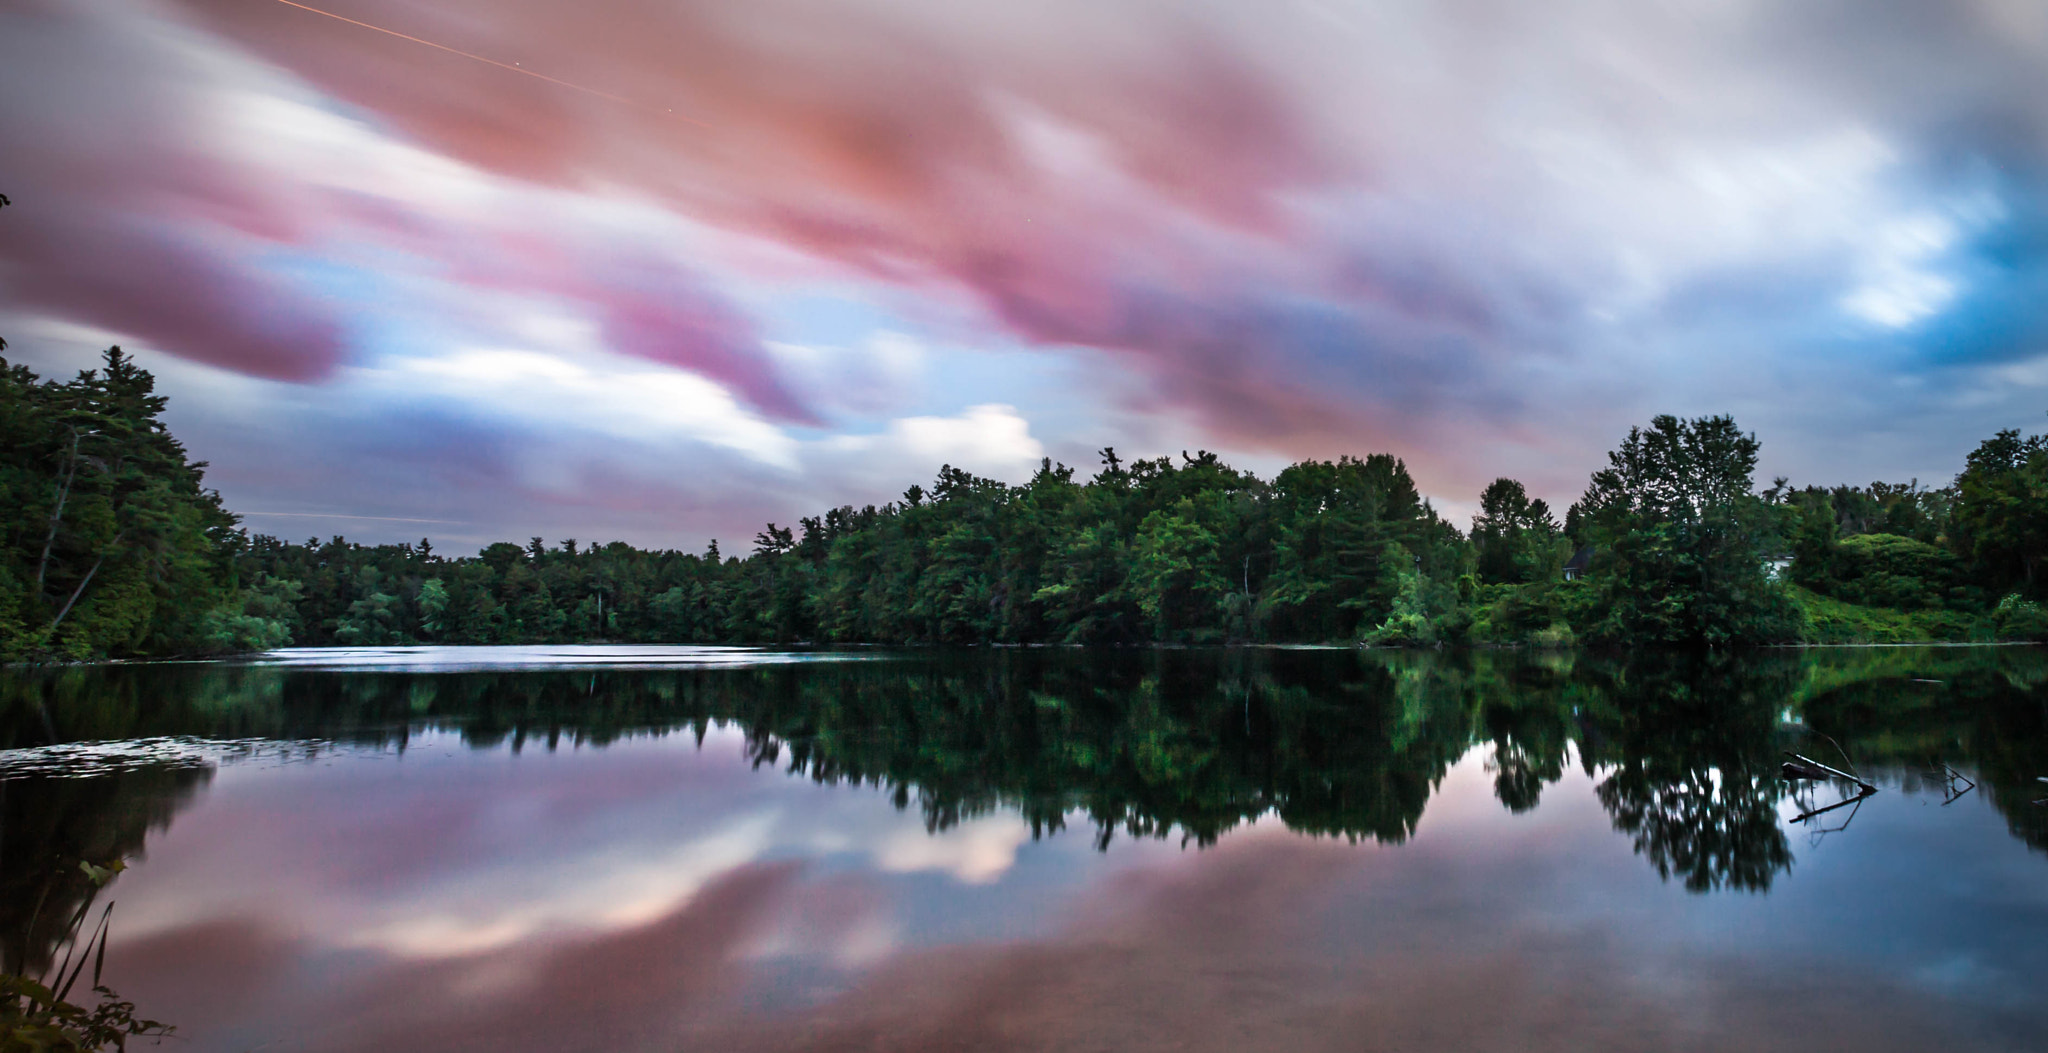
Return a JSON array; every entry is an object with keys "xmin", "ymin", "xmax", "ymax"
[
  {"xmin": 415, "ymin": 578, "xmax": 450, "ymax": 639},
  {"xmin": 1129, "ymin": 500, "xmax": 1228, "ymax": 640},
  {"xmin": 1471, "ymin": 478, "xmax": 1568, "ymax": 585},
  {"xmin": 1949, "ymin": 427, "xmax": 2048, "ymax": 598},
  {"xmin": 335, "ymin": 592, "xmax": 408, "ymax": 645},
  {"xmin": 0, "ymin": 348, "xmax": 240, "ymax": 659},
  {"xmin": 1570, "ymin": 415, "xmax": 1803, "ymax": 645}
]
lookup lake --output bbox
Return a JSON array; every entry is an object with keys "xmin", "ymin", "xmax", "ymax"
[{"xmin": 4, "ymin": 645, "xmax": 2046, "ymax": 1052}]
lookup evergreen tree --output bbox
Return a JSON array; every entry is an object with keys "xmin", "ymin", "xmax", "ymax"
[
  {"xmin": 1472, "ymin": 478, "xmax": 1568, "ymax": 585},
  {"xmin": 0, "ymin": 349, "xmax": 244, "ymax": 659}
]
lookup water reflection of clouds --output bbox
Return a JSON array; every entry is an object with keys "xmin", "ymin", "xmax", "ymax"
[
  {"xmin": 110, "ymin": 729, "xmax": 1051, "ymax": 967},
  {"xmin": 354, "ymin": 810, "xmax": 783, "ymax": 956},
  {"xmin": 88, "ymin": 737, "xmax": 2048, "ymax": 1048},
  {"xmin": 871, "ymin": 814, "xmax": 1034, "ymax": 885},
  {"xmin": 12, "ymin": 645, "xmax": 2044, "ymax": 1053},
  {"xmin": 83, "ymin": 727, "xmax": 2048, "ymax": 1051}
]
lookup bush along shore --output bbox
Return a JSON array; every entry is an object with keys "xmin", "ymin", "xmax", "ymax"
[{"xmin": 6, "ymin": 345, "xmax": 2045, "ymax": 660}]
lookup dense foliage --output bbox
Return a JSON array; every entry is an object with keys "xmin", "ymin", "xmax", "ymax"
[
  {"xmin": 1949, "ymin": 428, "xmax": 2048, "ymax": 597},
  {"xmin": 1, "ymin": 278, "xmax": 2041, "ymax": 655},
  {"xmin": 0, "ymin": 348, "xmax": 245, "ymax": 661},
  {"xmin": 1564, "ymin": 414, "xmax": 1804, "ymax": 645},
  {"xmin": 1780, "ymin": 428, "xmax": 2048, "ymax": 642},
  {"xmin": 3, "ymin": 340, "xmax": 2043, "ymax": 657},
  {"xmin": 199, "ymin": 409, "xmax": 2043, "ymax": 652},
  {"xmin": 212, "ymin": 451, "xmax": 1474, "ymax": 649}
]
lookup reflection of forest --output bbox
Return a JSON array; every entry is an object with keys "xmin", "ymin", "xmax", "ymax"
[
  {"xmin": 3, "ymin": 647, "xmax": 2045, "ymax": 966},
  {"xmin": 0, "ymin": 767, "xmax": 210, "ymax": 976}
]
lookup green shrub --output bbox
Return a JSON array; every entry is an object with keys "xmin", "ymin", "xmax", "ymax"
[
  {"xmin": 198, "ymin": 608, "xmax": 292, "ymax": 653},
  {"xmin": 1993, "ymin": 594, "xmax": 2048, "ymax": 642},
  {"xmin": 1362, "ymin": 558, "xmax": 1466, "ymax": 646},
  {"xmin": 1467, "ymin": 582, "xmax": 1578, "ymax": 646},
  {"xmin": 2, "ymin": 974, "xmax": 170, "ymax": 1052},
  {"xmin": 1799, "ymin": 533, "xmax": 1971, "ymax": 610},
  {"xmin": 1790, "ymin": 585, "xmax": 1980, "ymax": 643}
]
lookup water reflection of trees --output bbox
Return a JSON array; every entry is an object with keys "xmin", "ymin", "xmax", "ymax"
[
  {"xmin": 1594, "ymin": 767, "xmax": 1791, "ymax": 893},
  {"xmin": 1793, "ymin": 650, "xmax": 2048, "ymax": 853},
  {"xmin": 0, "ymin": 768, "xmax": 210, "ymax": 976},
  {"xmin": 4, "ymin": 646, "xmax": 2047, "ymax": 968},
  {"xmin": 1572, "ymin": 653, "xmax": 1801, "ymax": 893}
]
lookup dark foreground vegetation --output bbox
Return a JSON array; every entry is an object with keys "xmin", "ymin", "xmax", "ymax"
[{"xmin": 4, "ymin": 341, "xmax": 2044, "ymax": 658}]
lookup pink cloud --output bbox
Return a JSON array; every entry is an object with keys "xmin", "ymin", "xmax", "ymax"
[
  {"xmin": 2, "ymin": 209, "xmax": 349, "ymax": 381},
  {"xmin": 0, "ymin": 4, "xmax": 347, "ymax": 380},
  {"xmin": 157, "ymin": 0, "xmax": 1424, "ymax": 445},
  {"xmin": 0, "ymin": 2, "xmax": 818, "ymax": 414},
  {"xmin": 7, "ymin": 0, "xmax": 1595, "ymax": 458},
  {"xmin": 447, "ymin": 241, "xmax": 818, "ymax": 423},
  {"xmin": 12, "ymin": 0, "xmax": 2044, "ymax": 499}
]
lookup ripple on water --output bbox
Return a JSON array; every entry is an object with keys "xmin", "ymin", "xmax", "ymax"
[{"xmin": 0, "ymin": 736, "xmax": 367, "ymax": 779}]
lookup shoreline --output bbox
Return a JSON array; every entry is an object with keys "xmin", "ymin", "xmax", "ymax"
[{"xmin": 10, "ymin": 638, "xmax": 2041, "ymax": 669}]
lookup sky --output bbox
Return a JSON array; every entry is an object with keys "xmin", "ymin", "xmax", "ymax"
[{"xmin": 3, "ymin": 0, "xmax": 2046, "ymax": 551}]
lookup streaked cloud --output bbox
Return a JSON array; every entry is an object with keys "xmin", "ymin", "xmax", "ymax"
[
  {"xmin": 5, "ymin": 0, "xmax": 2048, "ymax": 539},
  {"xmin": 362, "ymin": 348, "xmax": 802, "ymax": 468}
]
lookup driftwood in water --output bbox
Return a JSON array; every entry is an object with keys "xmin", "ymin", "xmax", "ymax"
[
  {"xmin": 1781, "ymin": 757, "xmax": 1833, "ymax": 780},
  {"xmin": 1781, "ymin": 752, "xmax": 1877, "ymax": 794}
]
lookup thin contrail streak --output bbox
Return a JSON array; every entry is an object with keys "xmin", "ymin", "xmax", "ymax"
[
  {"xmin": 242, "ymin": 511, "xmax": 466, "ymax": 524},
  {"xmin": 268, "ymin": 0, "xmax": 713, "ymax": 127}
]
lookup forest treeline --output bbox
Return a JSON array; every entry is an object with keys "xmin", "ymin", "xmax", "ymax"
[{"xmin": 3, "ymin": 345, "xmax": 2045, "ymax": 659}]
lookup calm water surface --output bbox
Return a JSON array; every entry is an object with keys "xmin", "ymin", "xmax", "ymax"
[{"xmin": 3, "ymin": 645, "xmax": 2046, "ymax": 1051}]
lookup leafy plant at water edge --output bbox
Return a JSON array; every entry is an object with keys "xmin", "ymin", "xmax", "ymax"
[{"xmin": 2, "ymin": 861, "xmax": 170, "ymax": 1052}]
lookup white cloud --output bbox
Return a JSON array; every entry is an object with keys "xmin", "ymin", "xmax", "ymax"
[
  {"xmin": 767, "ymin": 330, "xmax": 928, "ymax": 417},
  {"xmin": 18, "ymin": 0, "xmax": 2045, "ymax": 546},
  {"xmin": 889, "ymin": 404, "xmax": 1045, "ymax": 469},
  {"xmin": 870, "ymin": 813, "xmax": 1034, "ymax": 885},
  {"xmin": 361, "ymin": 347, "xmax": 801, "ymax": 468},
  {"xmin": 1840, "ymin": 212, "xmax": 1963, "ymax": 328},
  {"xmin": 815, "ymin": 403, "xmax": 1047, "ymax": 494},
  {"xmin": 347, "ymin": 346, "xmax": 1044, "ymax": 503},
  {"xmin": 1991, "ymin": 357, "xmax": 2048, "ymax": 388}
]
